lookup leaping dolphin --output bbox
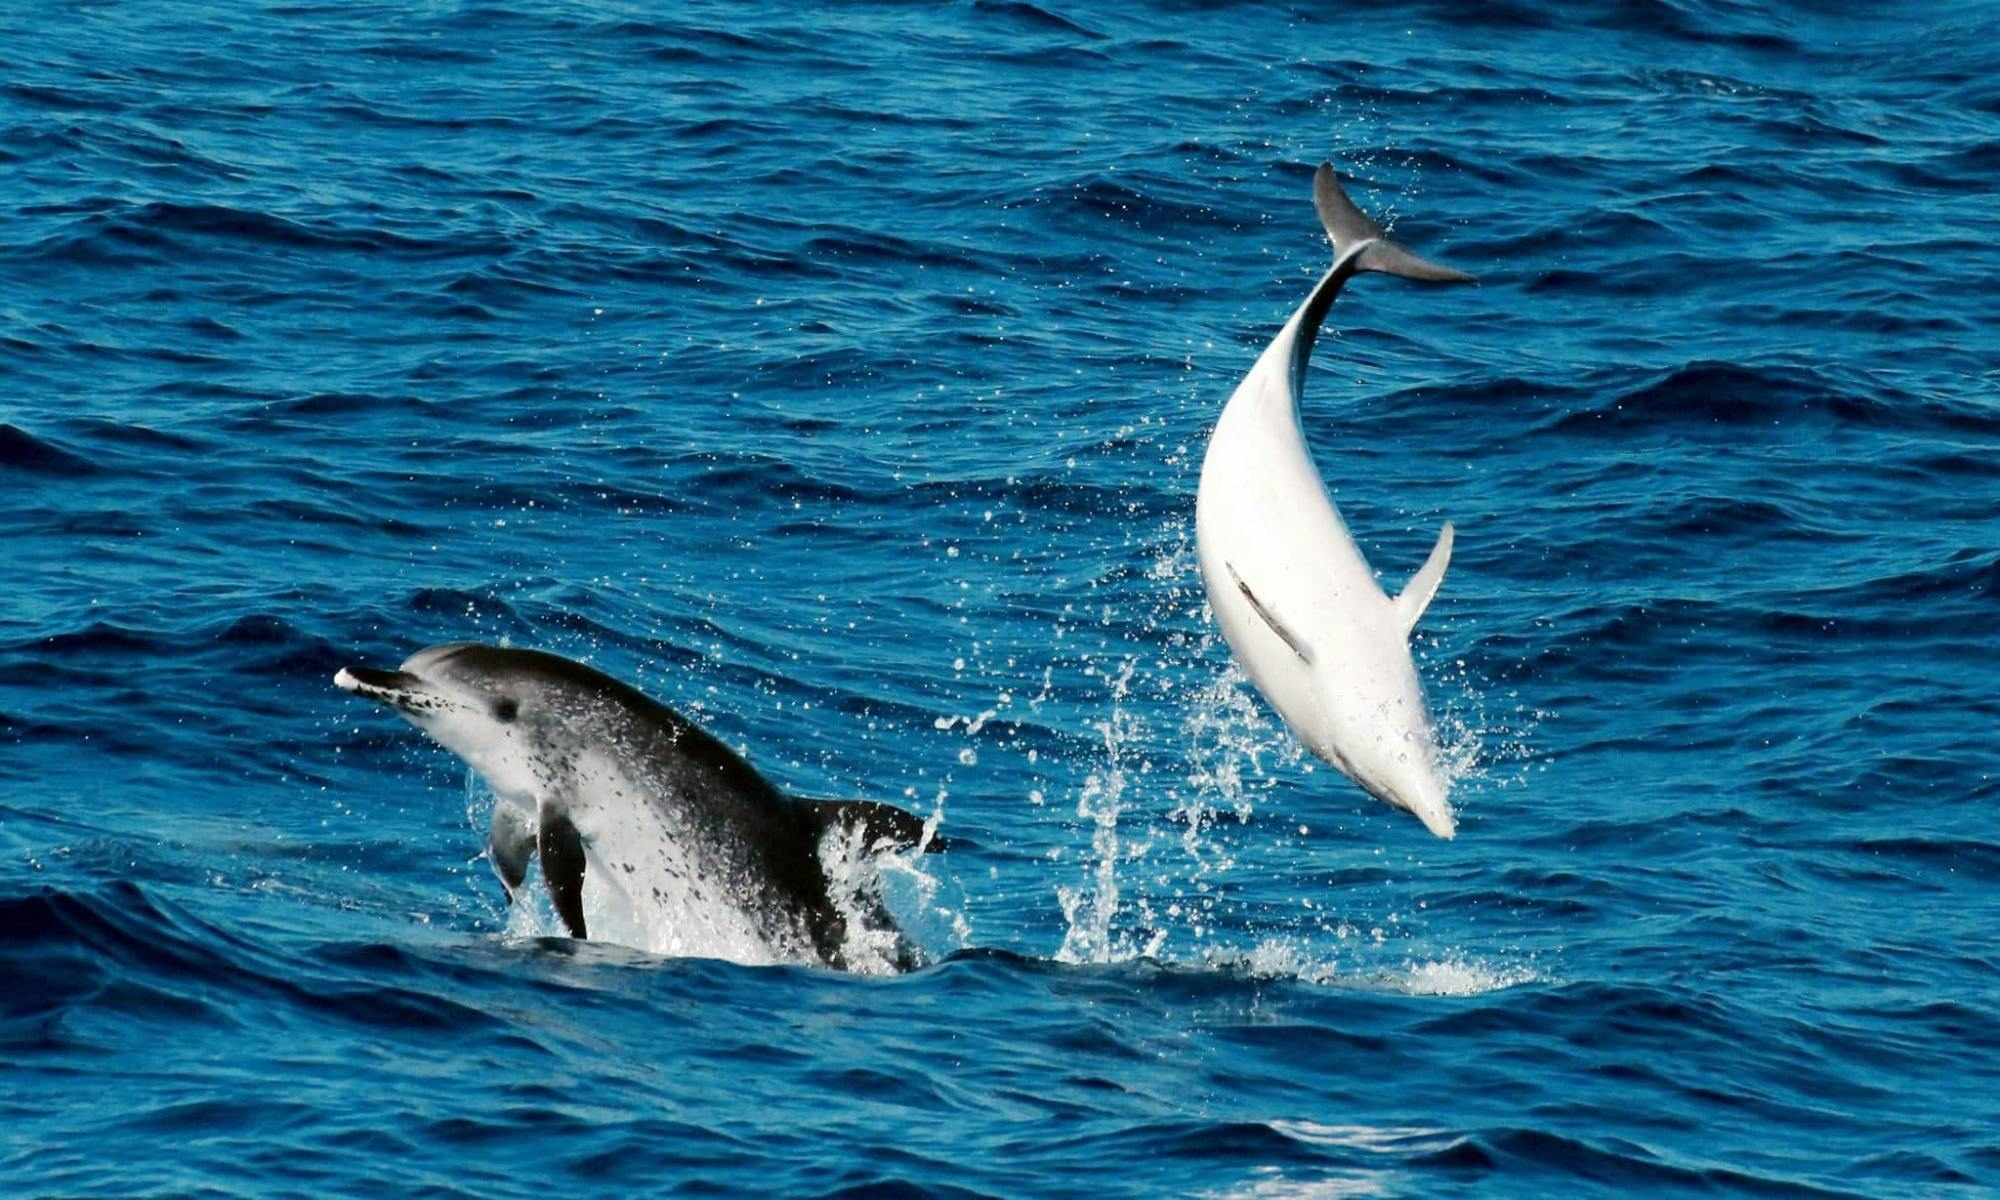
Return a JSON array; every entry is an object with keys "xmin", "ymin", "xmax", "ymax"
[
  {"xmin": 336, "ymin": 643, "xmax": 943, "ymax": 969},
  {"xmin": 1195, "ymin": 163, "xmax": 1475, "ymax": 839}
]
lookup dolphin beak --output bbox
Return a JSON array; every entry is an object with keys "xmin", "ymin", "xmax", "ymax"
[
  {"xmin": 1398, "ymin": 779, "xmax": 1458, "ymax": 840},
  {"xmin": 1361, "ymin": 775, "xmax": 1458, "ymax": 840},
  {"xmin": 1412, "ymin": 801, "xmax": 1458, "ymax": 840},
  {"xmin": 335, "ymin": 666, "xmax": 430, "ymax": 712}
]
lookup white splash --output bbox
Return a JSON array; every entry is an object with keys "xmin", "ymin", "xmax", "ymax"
[
  {"xmin": 1205, "ymin": 1122, "xmax": 1467, "ymax": 1199},
  {"xmin": 1054, "ymin": 658, "xmax": 1166, "ymax": 964},
  {"xmin": 817, "ymin": 795, "xmax": 970, "ymax": 976},
  {"xmin": 817, "ymin": 820, "xmax": 910, "ymax": 976},
  {"xmin": 1383, "ymin": 954, "xmax": 1539, "ymax": 997},
  {"xmin": 1204, "ymin": 937, "xmax": 1538, "ymax": 995}
]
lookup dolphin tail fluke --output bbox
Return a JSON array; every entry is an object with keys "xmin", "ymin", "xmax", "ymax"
[{"xmin": 1312, "ymin": 162, "xmax": 1476, "ymax": 284}]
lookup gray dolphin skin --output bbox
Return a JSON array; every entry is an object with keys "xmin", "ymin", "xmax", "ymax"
[{"xmin": 335, "ymin": 643, "xmax": 941, "ymax": 970}]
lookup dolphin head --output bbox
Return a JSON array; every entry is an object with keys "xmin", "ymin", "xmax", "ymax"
[
  {"xmin": 335, "ymin": 642, "xmax": 616, "ymax": 804},
  {"xmin": 1348, "ymin": 741, "xmax": 1457, "ymax": 841},
  {"xmin": 1244, "ymin": 626, "xmax": 1459, "ymax": 843},
  {"xmin": 1310, "ymin": 669, "xmax": 1458, "ymax": 840}
]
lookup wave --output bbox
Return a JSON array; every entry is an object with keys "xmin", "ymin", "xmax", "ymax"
[
  {"xmin": 0, "ymin": 424, "xmax": 102, "ymax": 478},
  {"xmin": 1410, "ymin": 0, "xmax": 1800, "ymax": 51},
  {"xmin": 0, "ymin": 884, "xmax": 248, "ymax": 1040},
  {"xmin": 1828, "ymin": 837, "xmax": 2000, "ymax": 885},
  {"xmin": 1544, "ymin": 361, "xmax": 2000, "ymax": 438},
  {"xmin": 1002, "ymin": 172, "xmax": 1238, "ymax": 234},
  {"xmin": 22, "ymin": 201, "xmax": 515, "ymax": 267},
  {"xmin": 970, "ymin": 0, "xmax": 1104, "ymax": 39}
]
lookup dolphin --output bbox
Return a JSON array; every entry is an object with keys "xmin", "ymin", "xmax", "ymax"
[
  {"xmin": 335, "ymin": 642, "xmax": 943, "ymax": 969},
  {"xmin": 1194, "ymin": 163, "xmax": 1475, "ymax": 839}
]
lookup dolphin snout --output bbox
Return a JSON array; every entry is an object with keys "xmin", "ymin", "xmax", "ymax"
[
  {"xmin": 334, "ymin": 665, "xmax": 434, "ymax": 713},
  {"xmin": 1358, "ymin": 773, "xmax": 1458, "ymax": 841},
  {"xmin": 1394, "ymin": 783, "xmax": 1458, "ymax": 841},
  {"xmin": 335, "ymin": 665, "xmax": 413, "ymax": 692},
  {"xmin": 1410, "ymin": 799, "xmax": 1457, "ymax": 841}
]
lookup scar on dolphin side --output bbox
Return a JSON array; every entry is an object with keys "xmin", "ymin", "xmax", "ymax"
[{"xmin": 1224, "ymin": 560, "xmax": 1315, "ymax": 666}]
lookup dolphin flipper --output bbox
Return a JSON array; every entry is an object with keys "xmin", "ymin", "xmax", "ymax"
[
  {"xmin": 1394, "ymin": 522, "xmax": 1454, "ymax": 636},
  {"xmin": 489, "ymin": 800, "xmax": 535, "ymax": 900},
  {"xmin": 538, "ymin": 808, "xmax": 589, "ymax": 939}
]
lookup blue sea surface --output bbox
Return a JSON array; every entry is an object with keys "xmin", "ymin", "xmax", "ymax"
[{"xmin": 3, "ymin": 1, "xmax": 1997, "ymax": 1195}]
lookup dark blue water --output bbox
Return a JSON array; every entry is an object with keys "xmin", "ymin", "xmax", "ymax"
[{"xmin": 4, "ymin": 1, "xmax": 1997, "ymax": 1195}]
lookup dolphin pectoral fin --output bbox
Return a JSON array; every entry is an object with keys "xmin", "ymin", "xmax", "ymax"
[
  {"xmin": 538, "ymin": 809, "xmax": 588, "ymax": 939},
  {"xmin": 1313, "ymin": 163, "xmax": 1476, "ymax": 283},
  {"xmin": 489, "ymin": 801, "xmax": 535, "ymax": 901},
  {"xmin": 1225, "ymin": 561, "xmax": 1315, "ymax": 666},
  {"xmin": 1394, "ymin": 521, "xmax": 1454, "ymax": 636},
  {"xmin": 798, "ymin": 798, "xmax": 953, "ymax": 853}
]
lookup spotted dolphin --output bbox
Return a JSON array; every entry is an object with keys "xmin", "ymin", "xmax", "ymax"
[
  {"xmin": 1195, "ymin": 163, "xmax": 1476, "ymax": 838},
  {"xmin": 336, "ymin": 643, "xmax": 942, "ymax": 969}
]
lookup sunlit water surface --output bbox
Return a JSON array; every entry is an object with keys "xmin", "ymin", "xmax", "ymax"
[{"xmin": 3, "ymin": 2, "xmax": 1996, "ymax": 1196}]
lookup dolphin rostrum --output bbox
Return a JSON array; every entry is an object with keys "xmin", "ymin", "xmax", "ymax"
[
  {"xmin": 1195, "ymin": 162, "xmax": 1475, "ymax": 839},
  {"xmin": 336, "ymin": 643, "xmax": 943, "ymax": 969}
]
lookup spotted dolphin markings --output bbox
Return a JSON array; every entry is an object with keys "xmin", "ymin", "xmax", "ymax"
[{"xmin": 337, "ymin": 643, "xmax": 945, "ymax": 969}]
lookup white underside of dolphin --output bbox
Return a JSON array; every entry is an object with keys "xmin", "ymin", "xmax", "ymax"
[{"xmin": 1195, "ymin": 162, "xmax": 1475, "ymax": 839}]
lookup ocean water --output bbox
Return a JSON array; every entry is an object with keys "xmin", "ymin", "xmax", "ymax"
[{"xmin": 3, "ymin": 0, "xmax": 1997, "ymax": 1195}]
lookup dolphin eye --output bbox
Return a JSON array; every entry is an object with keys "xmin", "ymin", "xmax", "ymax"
[{"xmin": 492, "ymin": 698, "xmax": 519, "ymax": 723}]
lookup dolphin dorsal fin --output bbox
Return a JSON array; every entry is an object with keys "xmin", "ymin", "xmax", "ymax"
[
  {"xmin": 798, "ymin": 798, "xmax": 950, "ymax": 853},
  {"xmin": 1393, "ymin": 522, "xmax": 1454, "ymax": 636}
]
